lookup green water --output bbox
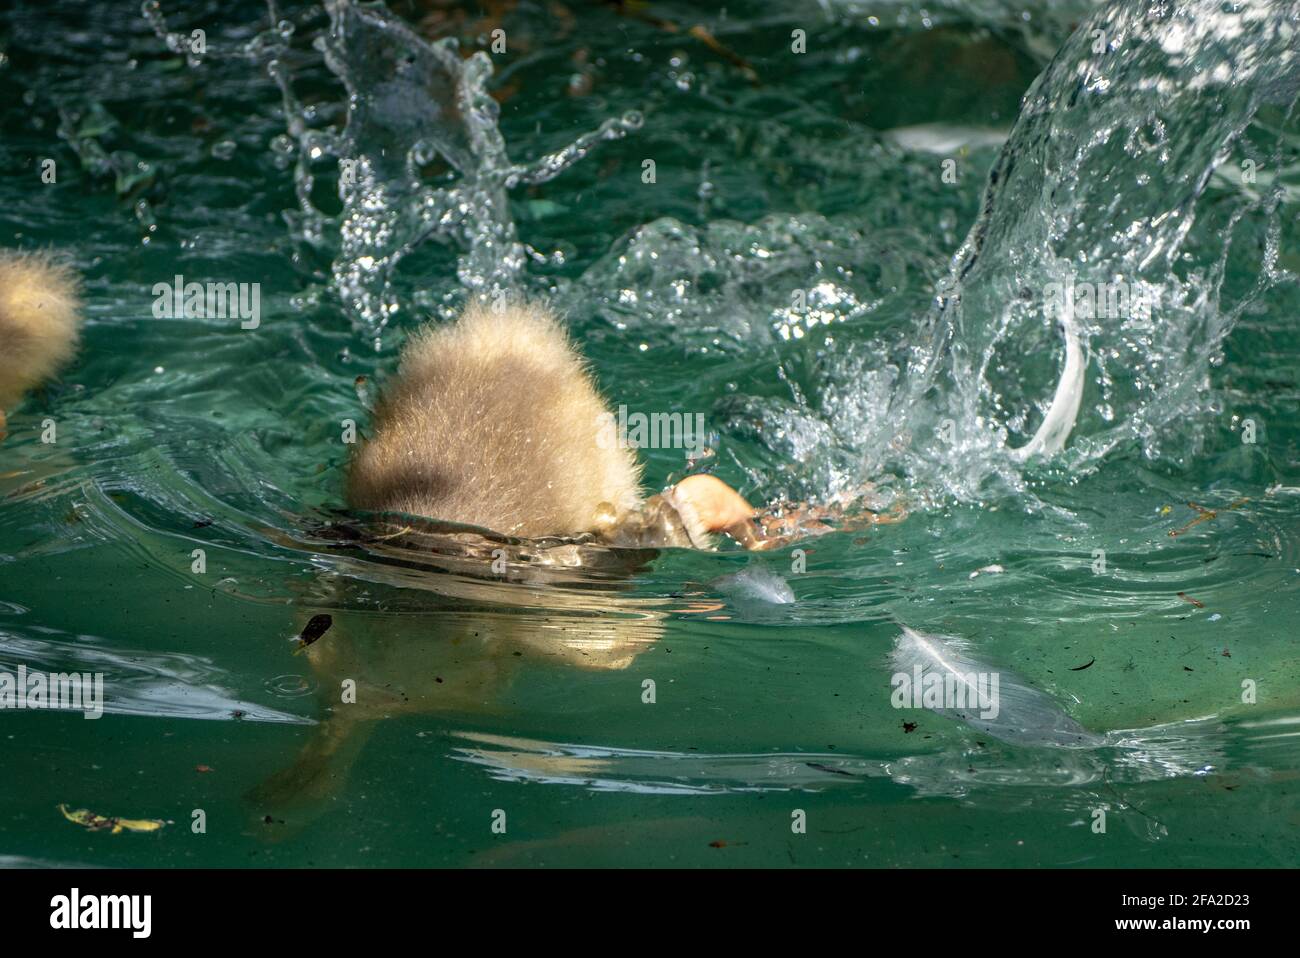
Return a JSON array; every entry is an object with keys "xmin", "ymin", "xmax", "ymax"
[{"xmin": 1, "ymin": 0, "xmax": 1299, "ymax": 868}]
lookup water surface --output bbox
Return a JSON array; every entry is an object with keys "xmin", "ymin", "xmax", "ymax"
[{"xmin": 1, "ymin": 0, "xmax": 1298, "ymax": 867}]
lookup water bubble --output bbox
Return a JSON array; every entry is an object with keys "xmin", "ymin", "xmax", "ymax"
[
  {"xmin": 134, "ymin": 198, "xmax": 156, "ymax": 229},
  {"xmin": 411, "ymin": 141, "xmax": 437, "ymax": 167},
  {"xmin": 264, "ymin": 674, "xmax": 317, "ymax": 698}
]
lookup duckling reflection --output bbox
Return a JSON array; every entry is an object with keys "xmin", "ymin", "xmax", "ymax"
[{"xmin": 250, "ymin": 520, "xmax": 671, "ymax": 809}]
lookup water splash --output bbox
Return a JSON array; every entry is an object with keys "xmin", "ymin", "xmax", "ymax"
[
  {"xmin": 876, "ymin": 0, "xmax": 1300, "ymax": 499},
  {"xmin": 534, "ymin": 1, "xmax": 1300, "ymax": 512},
  {"xmin": 281, "ymin": 0, "xmax": 640, "ymax": 340},
  {"xmin": 146, "ymin": 0, "xmax": 642, "ymax": 343}
]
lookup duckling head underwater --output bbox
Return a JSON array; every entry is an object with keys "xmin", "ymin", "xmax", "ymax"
[{"xmin": 346, "ymin": 298, "xmax": 900, "ymax": 552}]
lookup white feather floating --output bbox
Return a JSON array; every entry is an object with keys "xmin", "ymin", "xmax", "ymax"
[{"xmin": 891, "ymin": 624, "xmax": 1104, "ymax": 748}]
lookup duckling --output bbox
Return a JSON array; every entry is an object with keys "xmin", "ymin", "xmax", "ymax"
[
  {"xmin": 346, "ymin": 299, "xmax": 881, "ymax": 549},
  {"xmin": 347, "ymin": 299, "xmax": 645, "ymax": 537},
  {"xmin": 0, "ymin": 251, "xmax": 84, "ymax": 439}
]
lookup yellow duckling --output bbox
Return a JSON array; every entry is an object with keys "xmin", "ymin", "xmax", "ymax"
[
  {"xmin": 347, "ymin": 299, "xmax": 809, "ymax": 548},
  {"xmin": 0, "ymin": 251, "xmax": 84, "ymax": 439}
]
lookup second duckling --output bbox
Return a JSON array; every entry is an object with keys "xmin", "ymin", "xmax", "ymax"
[{"xmin": 0, "ymin": 251, "xmax": 84, "ymax": 439}]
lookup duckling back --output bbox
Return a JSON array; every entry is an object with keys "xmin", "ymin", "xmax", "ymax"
[
  {"xmin": 0, "ymin": 252, "xmax": 83, "ymax": 410},
  {"xmin": 346, "ymin": 301, "xmax": 643, "ymax": 538}
]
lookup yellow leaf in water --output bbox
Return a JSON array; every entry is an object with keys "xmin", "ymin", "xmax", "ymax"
[{"xmin": 59, "ymin": 804, "xmax": 165, "ymax": 834}]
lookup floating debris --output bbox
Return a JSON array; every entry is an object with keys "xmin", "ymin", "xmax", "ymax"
[
  {"xmin": 59, "ymin": 804, "xmax": 164, "ymax": 835},
  {"xmin": 292, "ymin": 613, "xmax": 333, "ymax": 654},
  {"xmin": 1168, "ymin": 498, "xmax": 1248, "ymax": 537},
  {"xmin": 969, "ymin": 564, "xmax": 1005, "ymax": 579},
  {"xmin": 1177, "ymin": 592, "xmax": 1205, "ymax": 609},
  {"xmin": 1069, "ymin": 657, "xmax": 1096, "ymax": 671},
  {"xmin": 686, "ymin": 24, "xmax": 759, "ymax": 83}
]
